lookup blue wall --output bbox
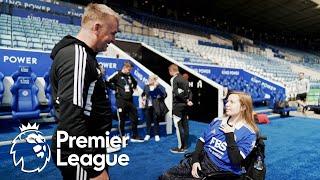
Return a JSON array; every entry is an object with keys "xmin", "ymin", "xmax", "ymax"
[{"xmin": 0, "ymin": 48, "xmax": 51, "ymax": 77}]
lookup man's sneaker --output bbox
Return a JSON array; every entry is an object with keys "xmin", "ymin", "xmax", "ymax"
[
  {"xmin": 144, "ymin": 135, "xmax": 150, "ymax": 141},
  {"xmin": 170, "ymin": 147, "xmax": 186, "ymax": 154},
  {"xmin": 302, "ymin": 106, "xmax": 307, "ymax": 113},
  {"xmin": 303, "ymin": 106, "xmax": 310, "ymax": 113},
  {"xmin": 155, "ymin": 135, "xmax": 160, "ymax": 142},
  {"xmin": 130, "ymin": 136, "xmax": 144, "ymax": 143},
  {"xmin": 106, "ymin": 146, "xmax": 121, "ymax": 153}
]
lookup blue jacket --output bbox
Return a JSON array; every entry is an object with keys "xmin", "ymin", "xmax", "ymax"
[{"xmin": 142, "ymin": 84, "xmax": 168, "ymax": 117}]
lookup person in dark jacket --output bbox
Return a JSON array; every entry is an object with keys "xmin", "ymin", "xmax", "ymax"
[
  {"xmin": 160, "ymin": 92, "xmax": 259, "ymax": 179},
  {"xmin": 182, "ymin": 73, "xmax": 193, "ymax": 120},
  {"xmin": 142, "ymin": 75, "xmax": 168, "ymax": 142},
  {"xmin": 168, "ymin": 64, "xmax": 193, "ymax": 153},
  {"xmin": 50, "ymin": 3, "xmax": 119, "ymax": 180},
  {"xmin": 107, "ymin": 62, "xmax": 144, "ymax": 142}
]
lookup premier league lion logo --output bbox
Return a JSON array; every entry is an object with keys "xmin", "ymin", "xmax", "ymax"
[{"xmin": 10, "ymin": 123, "xmax": 51, "ymax": 173}]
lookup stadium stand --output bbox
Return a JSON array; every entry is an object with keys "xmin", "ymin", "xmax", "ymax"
[
  {"xmin": 0, "ymin": 12, "xmax": 319, "ymax": 85},
  {"xmin": 174, "ymin": 33, "xmax": 299, "ymax": 83},
  {"xmin": 0, "ymin": 7, "xmax": 319, "ymax": 113},
  {"xmin": 0, "ymin": 13, "xmax": 307, "ymax": 107},
  {"xmin": 1, "ymin": 1, "xmax": 320, "ymax": 180}
]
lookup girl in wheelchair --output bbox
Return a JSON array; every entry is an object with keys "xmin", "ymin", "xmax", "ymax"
[{"xmin": 160, "ymin": 92, "xmax": 259, "ymax": 179}]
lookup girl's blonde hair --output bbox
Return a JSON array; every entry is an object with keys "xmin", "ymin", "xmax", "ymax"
[{"xmin": 229, "ymin": 91, "xmax": 259, "ymax": 133}]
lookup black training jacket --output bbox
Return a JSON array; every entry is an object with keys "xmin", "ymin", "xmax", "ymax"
[
  {"xmin": 49, "ymin": 35, "xmax": 112, "ymax": 155},
  {"xmin": 171, "ymin": 74, "xmax": 191, "ymax": 105},
  {"xmin": 107, "ymin": 70, "xmax": 137, "ymax": 101}
]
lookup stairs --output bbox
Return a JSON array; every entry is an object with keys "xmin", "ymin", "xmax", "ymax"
[{"xmin": 255, "ymin": 107, "xmax": 281, "ymax": 119}]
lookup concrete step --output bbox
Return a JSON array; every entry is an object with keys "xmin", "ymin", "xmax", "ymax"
[
  {"xmin": 255, "ymin": 108, "xmax": 273, "ymax": 114},
  {"xmin": 268, "ymin": 113, "xmax": 281, "ymax": 119}
]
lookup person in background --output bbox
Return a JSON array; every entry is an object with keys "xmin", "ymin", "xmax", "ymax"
[
  {"xmin": 295, "ymin": 72, "xmax": 310, "ymax": 113},
  {"xmin": 142, "ymin": 75, "xmax": 168, "ymax": 142},
  {"xmin": 108, "ymin": 62, "xmax": 144, "ymax": 142},
  {"xmin": 168, "ymin": 64, "xmax": 193, "ymax": 153},
  {"xmin": 182, "ymin": 73, "xmax": 193, "ymax": 120}
]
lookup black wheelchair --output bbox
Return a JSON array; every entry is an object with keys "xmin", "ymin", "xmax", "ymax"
[{"xmin": 182, "ymin": 135, "xmax": 267, "ymax": 180}]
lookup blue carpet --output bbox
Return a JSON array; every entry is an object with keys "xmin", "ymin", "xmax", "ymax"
[
  {"xmin": 0, "ymin": 117, "xmax": 320, "ymax": 180},
  {"xmin": 258, "ymin": 117, "xmax": 320, "ymax": 180},
  {"xmin": 0, "ymin": 120, "xmax": 57, "ymax": 141}
]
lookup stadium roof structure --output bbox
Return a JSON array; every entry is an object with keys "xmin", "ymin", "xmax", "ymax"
[
  {"xmin": 209, "ymin": 0, "xmax": 320, "ymax": 35},
  {"xmin": 67, "ymin": 0, "xmax": 320, "ymax": 35},
  {"xmin": 68, "ymin": 0, "xmax": 320, "ymax": 49}
]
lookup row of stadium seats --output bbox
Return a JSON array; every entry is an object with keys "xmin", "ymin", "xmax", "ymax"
[
  {"xmin": 211, "ymin": 75, "xmax": 269, "ymax": 104},
  {"xmin": 130, "ymin": 11, "xmax": 320, "ymax": 71},
  {"xmin": 266, "ymin": 45, "xmax": 320, "ymax": 71},
  {"xmin": 116, "ymin": 32, "xmax": 211, "ymax": 64},
  {"xmin": 115, "ymin": 33, "xmax": 287, "ymax": 103},
  {"xmin": 3, "ymin": 10, "xmax": 319, "ymax": 77},
  {"xmin": 0, "ymin": 14, "xmax": 79, "ymax": 51},
  {"xmin": 1, "ymin": 13, "xmax": 319, "ymax": 80},
  {"xmin": 174, "ymin": 34, "xmax": 299, "ymax": 83},
  {"xmin": 123, "ymin": 11, "xmax": 320, "ymax": 84}
]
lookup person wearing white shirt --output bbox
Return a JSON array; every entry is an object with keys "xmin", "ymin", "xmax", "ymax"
[{"xmin": 295, "ymin": 72, "xmax": 310, "ymax": 113}]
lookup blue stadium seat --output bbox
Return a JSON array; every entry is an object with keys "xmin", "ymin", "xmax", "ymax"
[
  {"xmin": 10, "ymin": 77, "xmax": 40, "ymax": 120},
  {"xmin": 43, "ymin": 71, "xmax": 53, "ymax": 113},
  {"xmin": 0, "ymin": 72, "xmax": 4, "ymax": 104},
  {"xmin": 43, "ymin": 72, "xmax": 51, "ymax": 99},
  {"xmin": 12, "ymin": 66, "xmax": 37, "ymax": 82},
  {"xmin": 0, "ymin": 34, "xmax": 11, "ymax": 40}
]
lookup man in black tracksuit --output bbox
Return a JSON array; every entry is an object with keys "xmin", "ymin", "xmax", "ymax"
[
  {"xmin": 50, "ymin": 3, "xmax": 119, "ymax": 180},
  {"xmin": 107, "ymin": 62, "xmax": 144, "ymax": 142},
  {"xmin": 169, "ymin": 64, "xmax": 193, "ymax": 153}
]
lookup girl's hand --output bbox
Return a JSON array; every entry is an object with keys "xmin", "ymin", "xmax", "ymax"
[
  {"xmin": 191, "ymin": 162, "xmax": 202, "ymax": 178},
  {"xmin": 219, "ymin": 123, "xmax": 235, "ymax": 133}
]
